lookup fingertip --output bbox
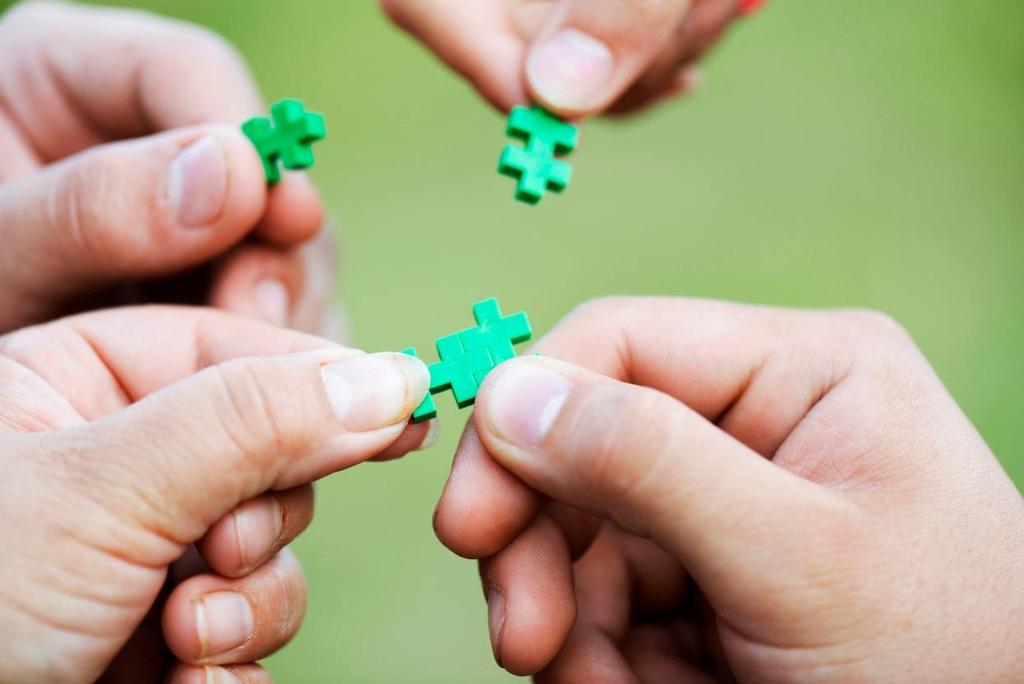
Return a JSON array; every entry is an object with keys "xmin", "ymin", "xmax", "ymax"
[
  {"xmin": 432, "ymin": 424, "xmax": 542, "ymax": 559},
  {"xmin": 169, "ymin": 664, "xmax": 271, "ymax": 684},
  {"xmin": 371, "ymin": 419, "xmax": 438, "ymax": 462},
  {"xmin": 257, "ymin": 172, "xmax": 325, "ymax": 246},
  {"xmin": 481, "ymin": 515, "xmax": 576, "ymax": 675},
  {"xmin": 207, "ymin": 124, "xmax": 269, "ymax": 232}
]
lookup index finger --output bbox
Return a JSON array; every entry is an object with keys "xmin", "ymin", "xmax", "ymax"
[{"xmin": 3, "ymin": 1, "xmax": 322, "ymax": 242}]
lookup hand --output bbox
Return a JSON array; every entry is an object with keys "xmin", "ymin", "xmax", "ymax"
[
  {"xmin": 0, "ymin": 1, "xmax": 333, "ymax": 335},
  {"xmin": 381, "ymin": 0, "xmax": 762, "ymax": 117},
  {"xmin": 0, "ymin": 306, "xmax": 432, "ymax": 683},
  {"xmin": 434, "ymin": 297, "xmax": 1024, "ymax": 682}
]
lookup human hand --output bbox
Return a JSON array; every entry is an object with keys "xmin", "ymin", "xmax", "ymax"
[
  {"xmin": 381, "ymin": 0, "xmax": 763, "ymax": 117},
  {"xmin": 0, "ymin": 306, "xmax": 432, "ymax": 683},
  {"xmin": 434, "ymin": 297, "xmax": 1024, "ymax": 682},
  {"xmin": 0, "ymin": 1, "xmax": 334, "ymax": 335}
]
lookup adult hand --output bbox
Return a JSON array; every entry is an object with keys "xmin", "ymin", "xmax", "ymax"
[
  {"xmin": 434, "ymin": 297, "xmax": 1024, "ymax": 682},
  {"xmin": 381, "ymin": 0, "xmax": 764, "ymax": 117},
  {"xmin": 0, "ymin": 306, "xmax": 432, "ymax": 683},
  {"xmin": 0, "ymin": 1, "xmax": 333, "ymax": 335}
]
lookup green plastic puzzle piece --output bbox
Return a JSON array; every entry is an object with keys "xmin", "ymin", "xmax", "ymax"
[
  {"xmin": 242, "ymin": 98, "xmax": 326, "ymax": 184},
  {"xmin": 404, "ymin": 299, "xmax": 533, "ymax": 423},
  {"xmin": 498, "ymin": 105, "xmax": 579, "ymax": 205}
]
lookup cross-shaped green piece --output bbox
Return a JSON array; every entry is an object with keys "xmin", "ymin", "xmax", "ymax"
[
  {"xmin": 403, "ymin": 298, "xmax": 533, "ymax": 423},
  {"xmin": 498, "ymin": 106, "xmax": 579, "ymax": 205},
  {"xmin": 242, "ymin": 98, "xmax": 326, "ymax": 184}
]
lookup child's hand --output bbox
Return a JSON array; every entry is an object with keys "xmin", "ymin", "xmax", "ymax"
[
  {"xmin": 0, "ymin": 306, "xmax": 432, "ymax": 683},
  {"xmin": 381, "ymin": 0, "xmax": 758, "ymax": 117},
  {"xmin": 0, "ymin": 2, "xmax": 331, "ymax": 335},
  {"xmin": 433, "ymin": 297, "xmax": 1024, "ymax": 681}
]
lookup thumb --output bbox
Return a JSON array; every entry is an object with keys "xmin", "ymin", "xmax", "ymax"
[
  {"xmin": 0, "ymin": 125, "xmax": 267, "ymax": 329},
  {"xmin": 471, "ymin": 357, "xmax": 850, "ymax": 591},
  {"xmin": 525, "ymin": 0, "xmax": 693, "ymax": 116},
  {"xmin": 57, "ymin": 349, "xmax": 428, "ymax": 564}
]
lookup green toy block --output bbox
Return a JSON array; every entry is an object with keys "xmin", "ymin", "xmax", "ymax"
[
  {"xmin": 242, "ymin": 98, "xmax": 326, "ymax": 184},
  {"xmin": 498, "ymin": 105, "xmax": 579, "ymax": 205},
  {"xmin": 404, "ymin": 299, "xmax": 533, "ymax": 423}
]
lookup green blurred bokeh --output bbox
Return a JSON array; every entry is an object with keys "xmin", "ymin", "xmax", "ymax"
[{"xmin": 46, "ymin": 0, "xmax": 1024, "ymax": 680}]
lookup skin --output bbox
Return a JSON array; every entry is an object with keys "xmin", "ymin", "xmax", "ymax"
[
  {"xmin": 0, "ymin": 0, "xmax": 338, "ymax": 336},
  {"xmin": 380, "ymin": 0, "xmax": 759, "ymax": 117},
  {"xmin": 0, "ymin": 306, "xmax": 433, "ymax": 683},
  {"xmin": 434, "ymin": 297, "xmax": 1024, "ymax": 682}
]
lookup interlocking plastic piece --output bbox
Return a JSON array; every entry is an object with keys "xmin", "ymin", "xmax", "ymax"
[
  {"xmin": 498, "ymin": 106, "xmax": 579, "ymax": 205},
  {"xmin": 403, "ymin": 299, "xmax": 532, "ymax": 423},
  {"xmin": 242, "ymin": 98, "xmax": 326, "ymax": 184}
]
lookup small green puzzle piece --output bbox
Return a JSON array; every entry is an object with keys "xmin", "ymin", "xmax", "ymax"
[
  {"xmin": 404, "ymin": 298, "xmax": 533, "ymax": 423},
  {"xmin": 242, "ymin": 98, "xmax": 326, "ymax": 184},
  {"xmin": 498, "ymin": 105, "xmax": 579, "ymax": 205}
]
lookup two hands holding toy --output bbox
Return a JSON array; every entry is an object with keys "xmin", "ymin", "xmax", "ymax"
[{"xmin": 0, "ymin": 3, "xmax": 1021, "ymax": 684}]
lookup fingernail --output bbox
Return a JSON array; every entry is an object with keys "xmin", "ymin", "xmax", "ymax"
[
  {"xmin": 208, "ymin": 668, "xmax": 242, "ymax": 684},
  {"xmin": 739, "ymin": 0, "xmax": 766, "ymax": 16},
  {"xmin": 527, "ymin": 28, "xmax": 615, "ymax": 112},
  {"xmin": 168, "ymin": 136, "xmax": 228, "ymax": 228},
  {"xmin": 253, "ymin": 279, "xmax": 289, "ymax": 327},
  {"xmin": 322, "ymin": 353, "xmax": 430, "ymax": 432},
  {"xmin": 195, "ymin": 591, "xmax": 254, "ymax": 658},
  {"xmin": 168, "ymin": 666, "xmax": 241, "ymax": 684},
  {"xmin": 675, "ymin": 66, "xmax": 703, "ymax": 94},
  {"xmin": 232, "ymin": 495, "xmax": 283, "ymax": 572},
  {"xmin": 486, "ymin": 586, "xmax": 506, "ymax": 667},
  {"xmin": 414, "ymin": 419, "xmax": 441, "ymax": 452},
  {"xmin": 485, "ymin": 360, "xmax": 571, "ymax": 449}
]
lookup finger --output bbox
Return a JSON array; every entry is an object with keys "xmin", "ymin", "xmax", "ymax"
[
  {"xmin": 0, "ymin": 1, "xmax": 262, "ymax": 160},
  {"xmin": 0, "ymin": 307, "xmax": 338, "ymax": 420},
  {"xmin": 534, "ymin": 297, "xmax": 870, "ymax": 458},
  {"xmin": 623, "ymin": 626, "xmax": 719, "ymax": 684},
  {"xmin": 472, "ymin": 355, "xmax": 852, "ymax": 601},
  {"xmin": 252, "ymin": 173, "xmax": 325, "ymax": 247},
  {"xmin": 0, "ymin": 126, "xmax": 268, "ymax": 328},
  {"xmin": 209, "ymin": 229, "xmax": 337, "ymax": 332},
  {"xmin": 163, "ymin": 549, "xmax": 305, "ymax": 666},
  {"xmin": 0, "ymin": 2, "xmax": 323, "ymax": 244},
  {"xmin": 372, "ymin": 419, "xmax": 439, "ymax": 461},
  {"xmin": 539, "ymin": 529, "xmax": 701, "ymax": 684},
  {"xmin": 479, "ymin": 514, "xmax": 576, "ymax": 676},
  {"xmin": 536, "ymin": 527, "xmax": 635, "ymax": 684},
  {"xmin": 19, "ymin": 308, "xmax": 429, "ymax": 560},
  {"xmin": 609, "ymin": 0, "xmax": 739, "ymax": 115},
  {"xmin": 380, "ymin": 0, "xmax": 529, "ymax": 111},
  {"xmin": 169, "ymin": 664, "xmax": 272, "ymax": 684},
  {"xmin": 434, "ymin": 422, "xmax": 542, "ymax": 559},
  {"xmin": 198, "ymin": 486, "xmax": 314, "ymax": 578},
  {"xmin": 524, "ymin": 0, "xmax": 693, "ymax": 116}
]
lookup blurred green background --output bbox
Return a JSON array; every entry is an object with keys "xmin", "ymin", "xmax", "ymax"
[{"xmin": 52, "ymin": 0, "xmax": 1024, "ymax": 680}]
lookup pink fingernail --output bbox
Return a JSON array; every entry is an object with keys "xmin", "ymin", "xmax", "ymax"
[
  {"xmin": 485, "ymin": 360, "xmax": 571, "ymax": 448},
  {"xmin": 168, "ymin": 136, "xmax": 228, "ymax": 228},
  {"xmin": 195, "ymin": 592, "xmax": 253, "ymax": 657},
  {"xmin": 527, "ymin": 28, "xmax": 614, "ymax": 112}
]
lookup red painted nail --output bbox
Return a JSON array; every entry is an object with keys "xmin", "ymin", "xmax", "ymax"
[{"xmin": 739, "ymin": 0, "xmax": 765, "ymax": 16}]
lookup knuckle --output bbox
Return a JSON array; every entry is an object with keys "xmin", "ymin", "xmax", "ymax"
[
  {"xmin": 206, "ymin": 360, "xmax": 295, "ymax": 468},
  {"xmin": 841, "ymin": 309, "xmax": 913, "ymax": 345},
  {"xmin": 586, "ymin": 0, "xmax": 678, "ymax": 36},
  {"xmin": 564, "ymin": 296, "xmax": 632, "ymax": 328},
  {"xmin": 2, "ymin": 1, "xmax": 60, "ymax": 27},
  {"xmin": 183, "ymin": 26, "xmax": 246, "ymax": 69},
  {"xmin": 569, "ymin": 383, "xmax": 677, "ymax": 501},
  {"xmin": 53, "ymin": 151, "xmax": 156, "ymax": 264}
]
